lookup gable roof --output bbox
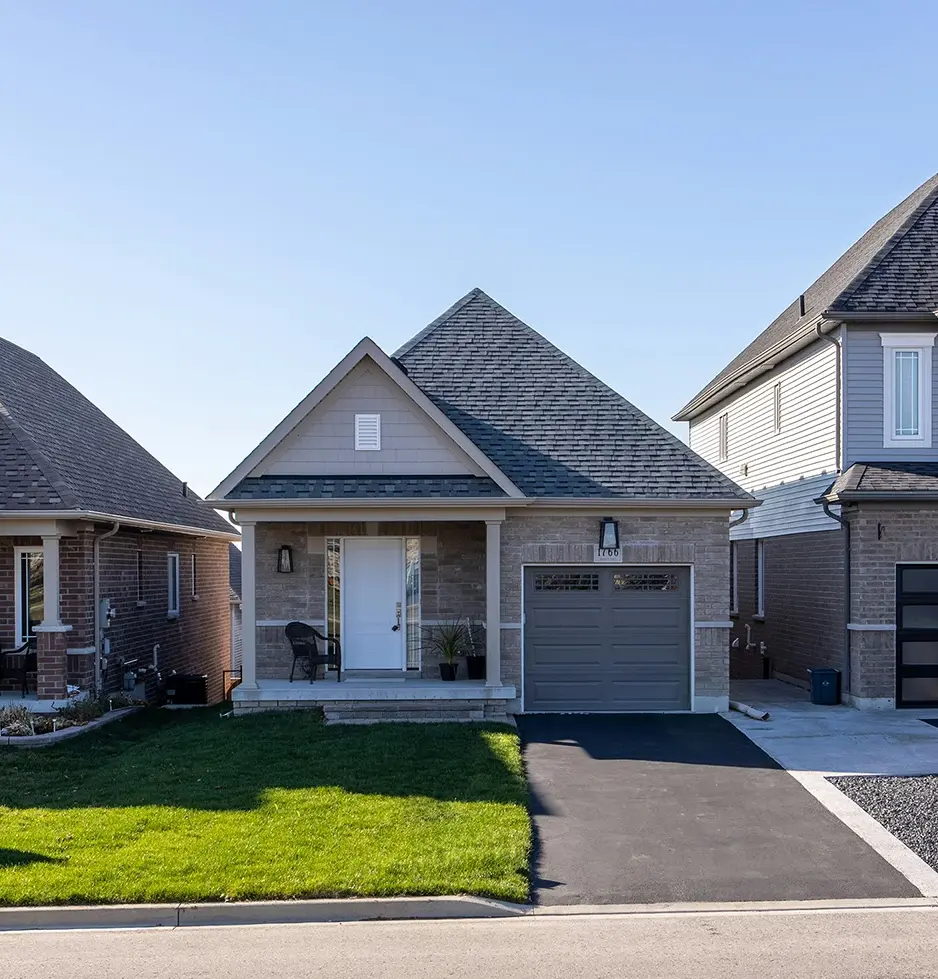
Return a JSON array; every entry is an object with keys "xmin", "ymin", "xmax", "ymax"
[
  {"xmin": 210, "ymin": 336, "xmax": 523, "ymax": 501},
  {"xmin": 0, "ymin": 336, "xmax": 235, "ymax": 537},
  {"xmin": 394, "ymin": 289, "xmax": 753, "ymax": 502},
  {"xmin": 675, "ymin": 172, "xmax": 938, "ymax": 420}
]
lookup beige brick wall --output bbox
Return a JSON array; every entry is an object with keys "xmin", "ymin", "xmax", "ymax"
[
  {"xmin": 847, "ymin": 503, "xmax": 938, "ymax": 704},
  {"xmin": 500, "ymin": 511, "xmax": 731, "ymax": 709}
]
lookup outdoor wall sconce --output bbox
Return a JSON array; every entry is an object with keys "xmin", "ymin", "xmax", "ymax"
[
  {"xmin": 599, "ymin": 517, "xmax": 620, "ymax": 550},
  {"xmin": 277, "ymin": 545, "xmax": 294, "ymax": 573}
]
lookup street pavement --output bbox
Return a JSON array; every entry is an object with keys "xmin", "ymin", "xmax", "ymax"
[{"xmin": 3, "ymin": 906, "xmax": 938, "ymax": 979}]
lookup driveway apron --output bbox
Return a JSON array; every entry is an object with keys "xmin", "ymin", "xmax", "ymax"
[{"xmin": 517, "ymin": 714, "xmax": 918, "ymax": 905}]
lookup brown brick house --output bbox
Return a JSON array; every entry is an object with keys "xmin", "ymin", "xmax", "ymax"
[
  {"xmin": 0, "ymin": 337, "xmax": 238, "ymax": 705},
  {"xmin": 209, "ymin": 289, "xmax": 755, "ymax": 720}
]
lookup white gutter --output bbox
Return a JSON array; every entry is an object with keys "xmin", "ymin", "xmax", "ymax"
[
  {"xmin": 0, "ymin": 510, "xmax": 239, "ymax": 542},
  {"xmin": 211, "ymin": 495, "xmax": 759, "ymax": 511},
  {"xmin": 93, "ymin": 522, "xmax": 120, "ymax": 694}
]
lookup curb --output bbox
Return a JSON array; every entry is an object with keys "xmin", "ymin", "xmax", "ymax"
[
  {"xmin": 0, "ymin": 708, "xmax": 140, "ymax": 749},
  {"xmin": 0, "ymin": 896, "xmax": 529, "ymax": 932}
]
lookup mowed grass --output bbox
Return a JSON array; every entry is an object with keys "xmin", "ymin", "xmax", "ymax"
[{"xmin": 0, "ymin": 709, "xmax": 531, "ymax": 906}]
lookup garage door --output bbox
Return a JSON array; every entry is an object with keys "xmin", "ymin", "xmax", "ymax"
[{"xmin": 523, "ymin": 566, "xmax": 691, "ymax": 711}]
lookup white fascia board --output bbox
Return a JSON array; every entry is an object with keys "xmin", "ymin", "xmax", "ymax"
[
  {"xmin": 0, "ymin": 510, "xmax": 239, "ymax": 542},
  {"xmin": 208, "ymin": 337, "xmax": 524, "ymax": 501}
]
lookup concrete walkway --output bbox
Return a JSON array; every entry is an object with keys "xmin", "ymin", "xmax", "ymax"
[{"xmin": 728, "ymin": 680, "xmax": 938, "ymax": 776}]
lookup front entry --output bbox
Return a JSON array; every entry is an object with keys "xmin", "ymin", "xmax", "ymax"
[{"xmin": 343, "ymin": 538, "xmax": 405, "ymax": 670}]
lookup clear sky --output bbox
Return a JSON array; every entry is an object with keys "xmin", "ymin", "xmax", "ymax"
[{"xmin": 3, "ymin": 1, "xmax": 937, "ymax": 498}]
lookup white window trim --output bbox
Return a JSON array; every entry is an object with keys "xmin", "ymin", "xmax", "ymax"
[
  {"xmin": 729, "ymin": 541, "xmax": 739, "ymax": 615},
  {"xmin": 881, "ymin": 332, "xmax": 936, "ymax": 448},
  {"xmin": 755, "ymin": 540, "xmax": 765, "ymax": 618},
  {"xmin": 718, "ymin": 412, "xmax": 728, "ymax": 462},
  {"xmin": 354, "ymin": 413, "xmax": 381, "ymax": 451},
  {"xmin": 14, "ymin": 546, "xmax": 43, "ymax": 646},
  {"xmin": 773, "ymin": 382, "xmax": 782, "ymax": 435},
  {"xmin": 167, "ymin": 552, "xmax": 180, "ymax": 617}
]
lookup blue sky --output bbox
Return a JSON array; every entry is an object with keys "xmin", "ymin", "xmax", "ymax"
[{"xmin": 3, "ymin": 1, "xmax": 937, "ymax": 497}]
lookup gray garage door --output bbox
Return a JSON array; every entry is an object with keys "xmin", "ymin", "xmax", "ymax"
[{"xmin": 524, "ymin": 566, "xmax": 691, "ymax": 711}]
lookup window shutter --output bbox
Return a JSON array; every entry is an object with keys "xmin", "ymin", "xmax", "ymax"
[{"xmin": 355, "ymin": 413, "xmax": 381, "ymax": 450}]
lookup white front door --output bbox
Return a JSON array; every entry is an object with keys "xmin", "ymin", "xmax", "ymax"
[{"xmin": 343, "ymin": 538, "xmax": 405, "ymax": 670}]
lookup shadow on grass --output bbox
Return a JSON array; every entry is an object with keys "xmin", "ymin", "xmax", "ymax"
[
  {"xmin": 0, "ymin": 708, "xmax": 527, "ymax": 813},
  {"xmin": 0, "ymin": 849, "xmax": 64, "ymax": 867}
]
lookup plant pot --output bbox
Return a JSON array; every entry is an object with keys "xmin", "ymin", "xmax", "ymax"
[
  {"xmin": 466, "ymin": 656, "xmax": 486, "ymax": 681},
  {"xmin": 439, "ymin": 663, "xmax": 459, "ymax": 681}
]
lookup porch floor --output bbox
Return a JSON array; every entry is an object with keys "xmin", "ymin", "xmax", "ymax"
[{"xmin": 233, "ymin": 678, "xmax": 516, "ymax": 703}]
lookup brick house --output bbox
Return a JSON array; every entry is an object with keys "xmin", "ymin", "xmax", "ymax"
[
  {"xmin": 674, "ymin": 171, "xmax": 938, "ymax": 708},
  {"xmin": 209, "ymin": 289, "xmax": 755, "ymax": 720},
  {"xmin": 0, "ymin": 336, "xmax": 238, "ymax": 705}
]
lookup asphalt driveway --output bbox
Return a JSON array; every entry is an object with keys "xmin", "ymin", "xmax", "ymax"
[{"xmin": 517, "ymin": 714, "xmax": 918, "ymax": 905}]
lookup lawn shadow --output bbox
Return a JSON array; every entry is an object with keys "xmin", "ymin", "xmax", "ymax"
[
  {"xmin": 0, "ymin": 849, "xmax": 64, "ymax": 867},
  {"xmin": 0, "ymin": 708, "xmax": 529, "ymax": 813}
]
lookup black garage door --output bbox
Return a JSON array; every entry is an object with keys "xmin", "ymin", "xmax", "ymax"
[
  {"xmin": 523, "ymin": 566, "xmax": 691, "ymax": 711},
  {"xmin": 897, "ymin": 564, "xmax": 938, "ymax": 707}
]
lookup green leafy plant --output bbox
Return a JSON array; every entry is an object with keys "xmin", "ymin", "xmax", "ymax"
[{"xmin": 423, "ymin": 618, "xmax": 469, "ymax": 664}]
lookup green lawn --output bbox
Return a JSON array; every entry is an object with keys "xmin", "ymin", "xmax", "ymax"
[{"xmin": 0, "ymin": 709, "xmax": 531, "ymax": 906}]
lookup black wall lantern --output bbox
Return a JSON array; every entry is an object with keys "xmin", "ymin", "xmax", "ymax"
[
  {"xmin": 277, "ymin": 545, "xmax": 294, "ymax": 573},
  {"xmin": 599, "ymin": 517, "xmax": 620, "ymax": 550}
]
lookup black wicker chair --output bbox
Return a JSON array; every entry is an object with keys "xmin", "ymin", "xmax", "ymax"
[
  {"xmin": 0, "ymin": 638, "xmax": 37, "ymax": 698},
  {"xmin": 284, "ymin": 622, "xmax": 342, "ymax": 683}
]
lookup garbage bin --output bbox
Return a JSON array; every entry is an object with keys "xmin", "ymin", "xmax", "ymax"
[
  {"xmin": 165, "ymin": 673, "xmax": 208, "ymax": 705},
  {"xmin": 809, "ymin": 667, "xmax": 841, "ymax": 706}
]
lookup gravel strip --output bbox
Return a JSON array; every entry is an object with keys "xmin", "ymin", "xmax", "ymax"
[{"xmin": 830, "ymin": 775, "xmax": 938, "ymax": 870}]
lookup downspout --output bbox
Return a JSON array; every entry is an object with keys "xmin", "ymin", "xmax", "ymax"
[
  {"xmin": 93, "ymin": 522, "xmax": 120, "ymax": 695},
  {"xmin": 816, "ymin": 323, "xmax": 842, "ymax": 472},
  {"xmin": 822, "ymin": 500, "xmax": 850, "ymax": 696}
]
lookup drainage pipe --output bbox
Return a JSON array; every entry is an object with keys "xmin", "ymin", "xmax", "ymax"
[
  {"xmin": 93, "ymin": 522, "xmax": 120, "ymax": 695},
  {"xmin": 816, "ymin": 324, "xmax": 842, "ymax": 473},
  {"xmin": 729, "ymin": 700, "xmax": 770, "ymax": 721},
  {"xmin": 822, "ymin": 500, "xmax": 850, "ymax": 696}
]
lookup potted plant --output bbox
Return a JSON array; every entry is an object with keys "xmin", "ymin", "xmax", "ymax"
[
  {"xmin": 465, "ymin": 620, "xmax": 486, "ymax": 680},
  {"xmin": 424, "ymin": 619, "xmax": 468, "ymax": 681}
]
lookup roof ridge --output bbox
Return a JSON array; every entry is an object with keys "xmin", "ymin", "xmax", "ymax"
[
  {"xmin": 393, "ymin": 288, "xmax": 489, "ymax": 358},
  {"xmin": 0, "ymin": 398, "xmax": 80, "ymax": 508},
  {"xmin": 831, "ymin": 180, "xmax": 938, "ymax": 312}
]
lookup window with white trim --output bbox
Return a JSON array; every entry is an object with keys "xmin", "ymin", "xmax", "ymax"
[
  {"xmin": 773, "ymin": 382, "xmax": 782, "ymax": 435},
  {"xmin": 755, "ymin": 539, "xmax": 765, "ymax": 617},
  {"xmin": 718, "ymin": 412, "xmax": 729, "ymax": 462},
  {"xmin": 167, "ymin": 553, "xmax": 180, "ymax": 616},
  {"xmin": 881, "ymin": 333, "xmax": 936, "ymax": 448},
  {"xmin": 354, "ymin": 413, "xmax": 381, "ymax": 450},
  {"xmin": 730, "ymin": 541, "xmax": 738, "ymax": 615},
  {"xmin": 14, "ymin": 548, "xmax": 43, "ymax": 646}
]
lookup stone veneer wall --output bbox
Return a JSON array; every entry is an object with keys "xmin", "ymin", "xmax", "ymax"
[
  {"xmin": 499, "ymin": 511, "xmax": 731, "ymax": 711},
  {"xmin": 846, "ymin": 503, "xmax": 938, "ymax": 706}
]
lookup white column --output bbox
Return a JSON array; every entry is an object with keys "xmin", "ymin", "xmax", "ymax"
[
  {"xmin": 240, "ymin": 521, "xmax": 257, "ymax": 689},
  {"xmin": 485, "ymin": 519, "xmax": 501, "ymax": 688},
  {"xmin": 40, "ymin": 534, "xmax": 62, "ymax": 627}
]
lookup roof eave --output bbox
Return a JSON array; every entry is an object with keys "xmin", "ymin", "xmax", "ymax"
[
  {"xmin": 216, "ymin": 495, "xmax": 758, "ymax": 510},
  {"xmin": 824, "ymin": 491, "xmax": 938, "ymax": 504},
  {"xmin": 0, "ymin": 509, "xmax": 239, "ymax": 541},
  {"xmin": 822, "ymin": 309, "xmax": 938, "ymax": 323}
]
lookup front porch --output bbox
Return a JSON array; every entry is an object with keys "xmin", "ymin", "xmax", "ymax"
[{"xmin": 232, "ymin": 677, "xmax": 517, "ymax": 722}]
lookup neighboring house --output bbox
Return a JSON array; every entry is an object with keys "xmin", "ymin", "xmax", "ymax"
[
  {"xmin": 674, "ymin": 171, "xmax": 938, "ymax": 709},
  {"xmin": 0, "ymin": 337, "xmax": 238, "ymax": 704},
  {"xmin": 229, "ymin": 543, "xmax": 242, "ymax": 673},
  {"xmin": 209, "ymin": 289, "xmax": 755, "ymax": 720}
]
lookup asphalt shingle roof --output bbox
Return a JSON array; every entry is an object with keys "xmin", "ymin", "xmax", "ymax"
[
  {"xmin": 677, "ymin": 172, "xmax": 938, "ymax": 418},
  {"xmin": 826, "ymin": 462, "xmax": 938, "ymax": 498},
  {"xmin": 394, "ymin": 290, "xmax": 752, "ymax": 501},
  {"xmin": 0, "ymin": 336, "xmax": 233, "ymax": 534},
  {"xmin": 228, "ymin": 475, "xmax": 506, "ymax": 500}
]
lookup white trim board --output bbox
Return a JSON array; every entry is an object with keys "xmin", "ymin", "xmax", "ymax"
[{"xmin": 209, "ymin": 338, "xmax": 523, "ymax": 500}]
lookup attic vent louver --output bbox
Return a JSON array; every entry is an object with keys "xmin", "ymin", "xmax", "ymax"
[{"xmin": 355, "ymin": 413, "xmax": 381, "ymax": 451}]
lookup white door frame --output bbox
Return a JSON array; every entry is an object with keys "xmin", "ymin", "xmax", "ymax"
[{"xmin": 339, "ymin": 537, "xmax": 408, "ymax": 671}]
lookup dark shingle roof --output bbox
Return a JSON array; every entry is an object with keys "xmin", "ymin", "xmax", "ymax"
[
  {"xmin": 677, "ymin": 172, "xmax": 938, "ymax": 418},
  {"xmin": 825, "ymin": 462, "xmax": 938, "ymax": 499},
  {"xmin": 0, "ymin": 336, "xmax": 233, "ymax": 534},
  {"xmin": 227, "ymin": 475, "xmax": 506, "ymax": 500},
  {"xmin": 394, "ymin": 290, "xmax": 752, "ymax": 501}
]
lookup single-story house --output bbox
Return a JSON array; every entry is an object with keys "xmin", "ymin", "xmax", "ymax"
[
  {"xmin": 208, "ymin": 289, "xmax": 755, "ymax": 720},
  {"xmin": 0, "ymin": 336, "xmax": 238, "ymax": 706}
]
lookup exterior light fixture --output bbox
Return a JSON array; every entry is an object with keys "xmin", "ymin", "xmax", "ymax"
[
  {"xmin": 599, "ymin": 518, "xmax": 619, "ymax": 550},
  {"xmin": 277, "ymin": 545, "xmax": 294, "ymax": 573}
]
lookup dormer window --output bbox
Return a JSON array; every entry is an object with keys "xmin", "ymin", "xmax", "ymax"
[
  {"xmin": 881, "ymin": 334, "xmax": 936, "ymax": 448},
  {"xmin": 355, "ymin": 413, "xmax": 381, "ymax": 450}
]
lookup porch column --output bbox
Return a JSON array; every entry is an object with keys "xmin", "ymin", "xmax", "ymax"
[
  {"xmin": 40, "ymin": 534, "xmax": 62, "ymax": 626},
  {"xmin": 34, "ymin": 533, "xmax": 71, "ymax": 699},
  {"xmin": 240, "ymin": 521, "xmax": 257, "ymax": 689},
  {"xmin": 485, "ymin": 519, "xmax": 501, "ymax": 687}
]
